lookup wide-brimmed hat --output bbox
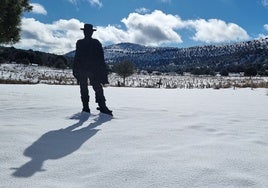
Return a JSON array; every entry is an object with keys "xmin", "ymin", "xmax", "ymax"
[{"xmin": 80, "ymin": 24, "xmax": 96, "ymax": 31}]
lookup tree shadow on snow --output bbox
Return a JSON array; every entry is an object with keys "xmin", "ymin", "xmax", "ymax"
[{"xmin": 12, "ymin": 112, "xmax": 112, "ymax": 178}]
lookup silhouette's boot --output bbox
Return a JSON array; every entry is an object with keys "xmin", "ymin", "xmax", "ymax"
[
  {"xmin": 82, "ymin": 100, "xmax": 90, "ymax": 113},
  {"xmin": 82, "ymin": 105, "xmax": 90, "ymax": 113},
  {"xmin": 97, "ymin": 101, "xmax": 112, "ymax": 116}
]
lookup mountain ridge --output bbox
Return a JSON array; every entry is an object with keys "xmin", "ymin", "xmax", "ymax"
[{"xmin": 65, "ymin": 38, "xmax": 268, "ymax": 74}]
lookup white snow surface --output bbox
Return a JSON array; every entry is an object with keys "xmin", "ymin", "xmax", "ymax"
[{"xmin": 0, "ymin": 84, "xmax": 268, "ymax": 188}]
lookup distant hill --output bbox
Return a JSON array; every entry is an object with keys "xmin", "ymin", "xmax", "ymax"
[
  {"xmin": 66, "ymin": 38, "xmax": 268, "ymax": 75},
  {"xmin": 1, "ymin": 38, "xmax": 268, "ymax": 76}
]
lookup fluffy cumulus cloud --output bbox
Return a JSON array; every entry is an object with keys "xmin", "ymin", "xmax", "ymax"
[
  {"xmin": 94, "ymin": 10, "xmax": 184, "ymax": 46},
  {"xmin": 98, "ymin": 10, "xmax": 249, "ymax": 46},
  {"xmin": 94, "ymin": 25, "xmax": 129, "ymax": 45},
  {"xmin": 15, "ymin": 18, "xmax": 84, "ymax": 54},
  {"xmin": 120, "ymin": 10, "xmax": 184, "ymax": 46},
  {"xmin": 16, "ymin": 10, "xmax": 251, "ymax": 54},
  {"xmin": 186, "ymin": 19, "xmax": 250, "ymax": 43},
  {"xmin": 30, "ymin": 3, "xmax": 47, "ymax": 15}
]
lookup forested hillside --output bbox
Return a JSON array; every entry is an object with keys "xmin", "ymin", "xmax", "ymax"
[
  {"xmin": 1, "ymin": 37, "xmax": 268, "ymax": 76},
  {"xmin": 0, "ymin": 47, "xmax": 72, "ymax": 69},
  {"xmin": 101, "ymin": 38, "xmax": 268, "ymax": 76}
]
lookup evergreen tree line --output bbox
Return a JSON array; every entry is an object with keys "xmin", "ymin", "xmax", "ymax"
[{"xmin": 0, "ymin": 46, "xmax": 72, "ymax": 69}]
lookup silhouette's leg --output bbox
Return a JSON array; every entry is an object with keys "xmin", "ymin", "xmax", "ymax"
[
  {"xmin": 79, "ymin": 75, "xmax": 90, "ymax": 112},
  {"xmin": 92, "ymin": 82, "xmax": 112, "ymax": 115},
  {"xmin": 92, "ymin": 82, "xmax": 105, "ymax": 106}
]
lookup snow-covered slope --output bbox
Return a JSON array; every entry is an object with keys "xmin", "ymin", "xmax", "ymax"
[
  {"xmin": 65, "ymin": 38, "xmax": 268, "ymax": 72},
  {"xmin": 1, "ymin": 84, "xmax": 267, "ymax": 187},
  {"xmin": 103, "ymin": 38, "xmax": 268, "ymax": 72}
]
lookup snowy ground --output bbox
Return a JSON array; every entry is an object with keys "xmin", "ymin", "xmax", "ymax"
[{"xmin": 0, "ymin": 84, "xmax": 268, "ymax": 188}]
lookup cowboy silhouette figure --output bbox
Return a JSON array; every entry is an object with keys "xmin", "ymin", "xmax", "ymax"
[{"xmin": 73, "ymin": 24, "xmax": 112, "ymax": 116}]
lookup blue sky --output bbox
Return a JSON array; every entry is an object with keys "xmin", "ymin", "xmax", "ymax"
[{"xmin": 14, "ymin": 0, "xmax": 268, "ymax": 54}]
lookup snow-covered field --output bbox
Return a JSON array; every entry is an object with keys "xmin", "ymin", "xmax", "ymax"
[
  {"xmin": 0, "ymin": 84, "xmax": 267, "ymax": 188},
  {"xmin": 1, "ymin": 63, "xmax": 267, "ymax": 88}
]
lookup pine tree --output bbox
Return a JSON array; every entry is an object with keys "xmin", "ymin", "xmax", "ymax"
[{"xmin": 0, "ymin": 0, "xmax": 32, "ymax": 44}]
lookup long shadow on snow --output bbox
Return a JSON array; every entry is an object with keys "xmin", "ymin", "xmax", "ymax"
[{"xmin": 12, "ymin": 112, "xmax": 112, "ymax": 178}]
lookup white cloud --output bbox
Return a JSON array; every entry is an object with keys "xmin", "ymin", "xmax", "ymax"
[
  {"xmin": 16, "ymin": 10, "xmax": 183, "ymax": 53},
  {"xmin": 30, "ymin": 3, "xmax": 47, "ymax": 15},
  {"xmin": 14, "ymin": 18, "xmax": 84, "ymax": 54},
  {"xmin": 186, "ymin": 19, "xmax": 250, "ymax": 43},
  {"xmin": 16, "ymin": 10, "xmax": 251, "ymax": 54},
  {"xmin": 94, "ymin": 10, "xmax": 185, "ymax": 47},
  {"xmin": 120, "ymin": 10, "xmax": 184, "ymax": 46},
  {"xmin": 94, "ymin": 25, "xmax": 129, "ymax": 45}
]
